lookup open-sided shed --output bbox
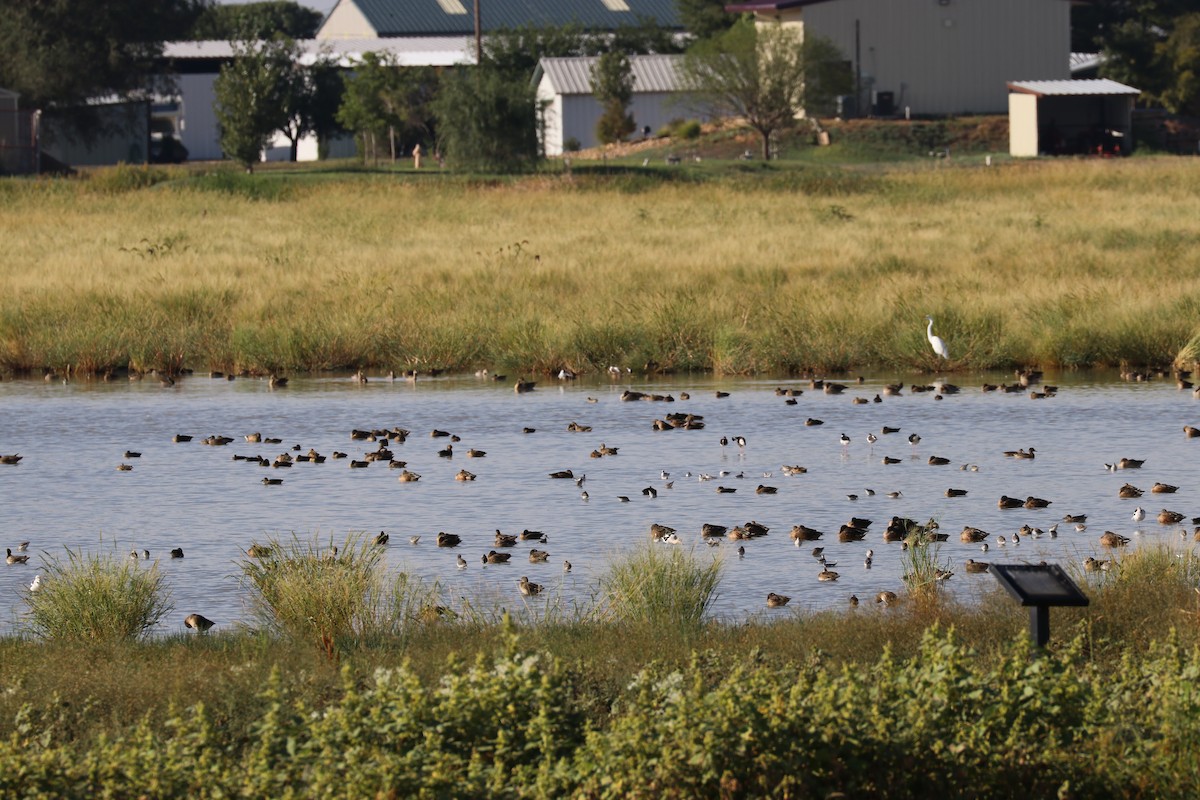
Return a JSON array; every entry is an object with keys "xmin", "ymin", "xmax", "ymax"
[{"xmin": 1007, "ymin": 78, "xmax": 1140, "ymax": 157}]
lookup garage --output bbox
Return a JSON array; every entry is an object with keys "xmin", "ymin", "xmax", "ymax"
[{"xmin": 1008, "ymin": 78, "xmax": 1141, "ymax": 157}]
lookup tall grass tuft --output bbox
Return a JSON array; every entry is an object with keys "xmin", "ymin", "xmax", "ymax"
[
  {"xmin": 901, "ymin": 540, "xmax": 950, "ymax": 611},
  {"xmin": 240, "ymin": 534, "xmax": 380, "ymax": 654},
  {"xmin": 23, "ymin": 548, "xmax": 173, "ymax": 641},
  {"xmin": 601, "ymin": 544, "xmax": 721, "ymax": 628}
]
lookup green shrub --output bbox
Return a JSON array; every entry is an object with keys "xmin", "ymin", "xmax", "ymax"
[
  {"xmin": 563, "ymin": 136, "xmax": 582, "ymax": 153},
  {"xmin": 675, "ymin": 120, "xmax": 702, "ymax": 140},
  {"xmin": 84, "ymin": 163, "xmax": 169, "ymax": 194},
  {"xmin": 23, "ymin": 548, "xmax": 173, "ymax": 641},
  {"xmin": 602, "ymin": 544, "xmax": 721, "ymax": 628}
]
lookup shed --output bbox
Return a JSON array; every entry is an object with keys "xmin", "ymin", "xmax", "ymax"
[
  {"xmin": 534, "ymin": 54, "xmax": 697, "ymax": 156},
  {"xmin": 1007, "ymin": 79, "xmax": 1140, "ymax": 157}
]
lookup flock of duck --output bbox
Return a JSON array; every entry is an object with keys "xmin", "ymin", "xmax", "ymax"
[{"xmin": 4, "ymin": 343, "xmax": 1200, "ymax": 629}]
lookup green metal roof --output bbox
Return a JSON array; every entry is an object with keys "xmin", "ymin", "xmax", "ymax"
[{"xmin": 350, "ymin": 0, "xmax": 681, "ymax": 36}]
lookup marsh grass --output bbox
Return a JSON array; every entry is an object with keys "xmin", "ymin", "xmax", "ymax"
[
  {"xmin": 239, "ymin": 533, "xmax": 440, "ymax": 654},
  {"xmin": 4, "ymin": 158, "xmax": 1200, "ymax": 375},
  {"xmin": 900, "ymin": 540, "xmax": 951, "ymax": 610},
  {"xmin": 601, "ymin": 544, "xmax": 721, "ymax": 628},
  {"xmin": 23, "ymin": 548, "xmax": 173, "ymax": 642}
]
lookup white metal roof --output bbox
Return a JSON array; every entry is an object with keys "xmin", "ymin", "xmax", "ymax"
[
  {"xmin": 163, "ymin": 37, "xmax": 475, "ymax": 67},
  {"xmin": 535, "ymin": 54, "xmax": 685, "ymax": 95},
  {"xmin": 1069, "ymin": 52, "xmax": 1103, "ymax": 74},
  {"xmin": 1007, "ymin": 79, "xmax": 1140, "ymax": 97}
]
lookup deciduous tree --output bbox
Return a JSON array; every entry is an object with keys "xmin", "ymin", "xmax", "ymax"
[
  {"xmin": 592, "ymin": 51, "xmax": 636, "ymax": 144},
  {"xmin": 681, "ymin": 18, "xmax": 850, "ymax": 160},
  {"xmin": 214, "ymin": 37, "xmax": 295, "ymax": 172}
]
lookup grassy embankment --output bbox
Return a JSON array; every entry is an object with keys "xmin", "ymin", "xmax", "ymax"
[
  {"xmin": 1, "ymin": 541, "xmax": 1199, "ymax": 796},
  {"xmin": 2, "ymin": 154, "xmax": 1200, "ymax": 377}
]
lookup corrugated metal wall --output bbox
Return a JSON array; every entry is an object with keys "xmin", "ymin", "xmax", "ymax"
[
  {"xmin": 175, "ymin": 73, "xmax": 223, "ymax": 161},
  {"xmin": 803, "ymin": 0, "xmax": 1070, "ymax": 115},
  {"xmin": 544, "ymin": 92, "xmax": 694, "ymax": 155}
]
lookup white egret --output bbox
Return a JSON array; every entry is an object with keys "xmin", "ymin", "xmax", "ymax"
[{"xmin": 925, "ymin": 316, "xmax": 949, "ymax": 359}]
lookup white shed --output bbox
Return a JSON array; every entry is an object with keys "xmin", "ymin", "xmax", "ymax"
[
  {"xmin": 1007, "ymin": 79, "xmax": 1141, "ymax": 157},
  {"xmin": 534, "ymin": 55, "xmax": 698, "ymax": 156}
]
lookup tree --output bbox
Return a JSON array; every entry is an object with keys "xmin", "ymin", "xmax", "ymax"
[
  {"xmin": 1075, "ymin": 1, "xmax": 1200, "ymax": 113},
  {"xmin": 676, "ymin": 0, "xmax": 737, "ymax": 41},
  {"xmin": 214, "ymin": 37, "xmax": 295, "ymax": 172},
  {"xmin": 338, "ymin": 52, "xmax": 436, "ymax": 164},
  {"xmin": 681, "ymin": 18, "xmax": 850, "ymax": 160},
  {"xmin": 593, "ymin": 51, "xmax": 637, "ymax": 144},
  {"xmin": 189, "ymin": 1, "xmax": 322, "ymax": 41},
  {"xmin": 0, "ymin": 0, "xmax": 202, "ymax": 138},
  {"xmin": 432, "ymin": 67, "xmax": 540, "ymax": 172},
  {"xmin": 276, "ymin": 54, "xmax": 345, "ymax": 162}
]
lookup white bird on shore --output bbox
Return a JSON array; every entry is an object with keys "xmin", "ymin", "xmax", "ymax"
[
  {"xmin": 1132, "ymin": 506, "xmax": 1145, "ymax": 523},
  {"xmin": 925, "ymin": 315, "xmax": 949, "ymax": 359}
]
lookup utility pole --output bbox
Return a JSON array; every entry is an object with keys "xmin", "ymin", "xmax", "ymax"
[{"xmin": 474, "ymin": 0, "xmax": 482, "ymax": 64}]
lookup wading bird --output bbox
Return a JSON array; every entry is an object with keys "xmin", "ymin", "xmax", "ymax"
[{"xmin": 925, "ymin": 316, "xmax": 949, "ymax": 359}]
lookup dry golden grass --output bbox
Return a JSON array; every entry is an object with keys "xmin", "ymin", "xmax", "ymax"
[{"xmin": 1, "ymin": 157, "xmax": 1198, "ymax": 375}]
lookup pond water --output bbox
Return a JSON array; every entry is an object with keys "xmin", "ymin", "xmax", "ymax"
[{"xmin": 1, "ymin": 370, "xmax": 1197, "ymax": 635}]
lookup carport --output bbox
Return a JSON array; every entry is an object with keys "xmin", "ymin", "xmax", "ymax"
[{"xmin": 1007, "ymin": 79, "xmax": 1141, "ymax": 157}]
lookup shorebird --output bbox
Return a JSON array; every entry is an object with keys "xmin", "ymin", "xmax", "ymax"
[{"xmin": 184, "ymin": 613, "xmax": 215, "ymax": 632}]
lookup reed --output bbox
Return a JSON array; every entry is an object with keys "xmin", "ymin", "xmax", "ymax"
[
  {"xmin": 600, "ymin": 544, "xmax": 722, "ymax": 629},
  {"xmin": 2, "ymin": 157, "xmax": 1200, "ymax": 375},
  {"xmin": 22, "ymin": 548, "xmax": 173, "ymax": 642}
]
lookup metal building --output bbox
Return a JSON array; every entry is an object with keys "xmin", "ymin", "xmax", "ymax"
[
  {"xmin": 534, "ymin": 55, "xmax": 697, "ymax": 156},
  {"xmin": 726, "ymin": 0, "xmax": 1072, "ymax": 116},
  {"xmin": 1007, "ymin": 79, "xmax": 1141, "ymax": 157}
]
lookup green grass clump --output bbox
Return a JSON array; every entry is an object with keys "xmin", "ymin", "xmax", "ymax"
[
  {"xmin": 23, "ymin": 548, "xmax": 173, "ymax": 642},
  {"xmin": 239, "ymin": 534, "xmax": 438, "ymax": 654},
  {"xmin": 602, "ymin": 544, "xmax": 721, "ymax": 628}
]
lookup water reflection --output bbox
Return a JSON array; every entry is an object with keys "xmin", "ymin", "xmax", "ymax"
[{"xmin": 0, "ymin": 370, "xmax": 1196, "ymax": 635}]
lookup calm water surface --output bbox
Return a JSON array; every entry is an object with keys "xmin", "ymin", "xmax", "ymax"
[{"xmin": 1, "ymin": 370, "xmax": 1197, "ymax": 635}]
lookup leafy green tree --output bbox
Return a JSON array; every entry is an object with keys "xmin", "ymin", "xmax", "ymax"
[
  {"xmin": 338, "ymin": 52, "xmax": 436, "ymax": 164},
  {"xmin": 0, "ymin": 0, "xmax": 202, "ymax": 138},
  {"xmin": 592, "ymin": 51, "xmax": 636, "ymax": 144},
  {"xmin": 1075, "ymin": 1, "xmax": 1199, "ymax": 113},
  {"xmin": 214, "ymin": 37, "xmax": 295, "ymax": 172},
  {"xmin": 189, "ymin": 1, "xmax": 322, "ymax": 41},
  {"xmin": 681, "ymin": 18, "xmax": 850, "ymax": 160},
  {"xmin": 675, "ymin": 0, "xmax": 737, "ymax": 40},
  {"xmin": 276, "ymin": 54, "xmax": 344, "ymax": 162},
  {"xmin": 432, "ymin": 67, "xmax": 540, "ymax": 172}
]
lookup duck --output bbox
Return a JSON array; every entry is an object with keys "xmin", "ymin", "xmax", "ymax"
[
  {"xmin": 882, "ymin": 426, "xmax": 901, "ymax": 434},
  {"xmin": 964, "ymin": 559, "xmax": 990, "ymax": 574},
  {"xmin": 1151, "ymin": 482, "xmax": 1178, "ymax": 494},
  {"xmin": 116, "ymin": 463, "xmax": 133, "ymax": 471},
  {"xmin": 247, "ymin": 544, "xmax": 272, "ymax": 558},
  {"xmin": 483, "ymin": 550, "xmax": 512, "ymax": 564},
  {"xmin": 528, "ymin": 549, "xmax": 550, "ymax": 563},
  {"xmin": 1024, "ymin": 496, "xmax": 1052, "ymax": 509},
  {"xmin": 521, "ymin": 529, "xmax": 547, "ymax": 542},
  {"xmin": 805, "ymin": 418, "xmax": 824, "ymax": 426},
  {"xmin": 171, "ymin": 435, "xmax": 192, "ymax": 443},
  {"xmin": 1117, "ymin": 457, "xmax": 1145, "ymax": 469},
  {"xmin": 548, "ymin": 470, "xmax": 574, "ymax": 479},
  {"xmin": 945, "ymin": 488, "xmax": 968, "ymax": 497},
  {"xmin": 1185, "ymin": 425, "xmax": 1200, "ymax": 438},
  {"xmin": 789, "ymin": 525, "xmax": 823, "ymax": 542},
  {"xmin": 0, "ymin": 454, "xmax": 24, "ymax": 464},
  {"xmin": 1063, "ymin": 513, "xmax": 1088, "ymax": 523},
  {"xmin": 882, "ymin": 456, "xmax": 902, "ymax": 465},
  {"xmin": 7, "ymin": 548, "xmax": 30, "ymax": 565},
  {"xmin": 184, "ymin": 613, "xmax": 215, "ymax": 632},
  {"xmin": 702, "ymin": 523, "xmax": 728, "ymax": 539},
  {"xmin": 928, "ymin": 455, "xmax": 950, "ymax": 466},
  {"xmin": 1083, "ymin": 556, "xmax": 1111, "ymax": 572},
  {"xmin": 374, "ymin": 532, "xmax": 389, "ymax": 546},
  {"xmin": 436, "ymin": 532, "xmax": 462, "ymax": 548},
  {"xmin": 766, "ymin": 592, "xmax": 791, "ymax": 608},
  {"xmin": 267, "ymin": 375, "xmax": 288, "ymax": 389},
  {"xmin": 466, "ymin": 448, "xmax": 487, "ymax": 458},
  {"xmin": 960, "ymin": 526, "xmax": 989, "ymax": 543},
  {"xmin": 514, "ymin": 379, "xmax": 536, "ymax": 393},
  {"xmin": 755, "ymin": 485, "xmax": 778, "ymax": 495},
  {"xmin": 170, "ymin": 548, "xmax": 184, "ymax": 558},
  {"xmin": 1158, "ymin": 509, "xmax": 1185, "ymax": 525},
  {"xmin": 1118, "ymin": 483, "xmax": 1143, "ymax": 498},
  {"xmin": 495, "ymin": 530, "xmax": 519, "ymax": 548},
  {"xmin": 817, "ymin": 567, "xmax": 839, "ymax": 582},
  {"xmin": 455, "ymin": 469, "xmax": 477, "ymax": 481},
  {"xmin": 1100, "ymin": 531, "xmax": 1130, "ymax": 548},
  {"xmin": 518, "ymin": 576, "xmax": 543, "ymax": 596},
  {"xmin": 876, "ymin": 591, "xmax": 898, "ymax": 606},
  {"xmin": 397, "ymin": 470, "xmax": 422, "ymax": 482},
  {"xmin": 262, "ymin": 477, "xmax": 283, "ymax": 485},
  {"xmin": 998, "ymin": 495, "xmax": 1024, "ymax": 509}
]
